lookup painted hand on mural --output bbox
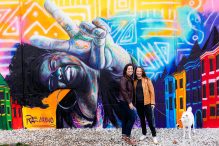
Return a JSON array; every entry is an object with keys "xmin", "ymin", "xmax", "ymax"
[
  {"xmin": 24, "ymin": 0, "xmax": 133, "ymax": 127},
  {"xmin": 30, "ymin": 0, "xmax": 131, "ymax": 73}
]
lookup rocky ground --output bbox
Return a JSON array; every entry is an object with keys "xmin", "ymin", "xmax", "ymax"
[{"xmin": 0, "ymin": 128, "xmax": 218, "ymax": 146}]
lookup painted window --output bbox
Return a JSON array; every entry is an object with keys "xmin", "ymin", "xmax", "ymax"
[
  {"xmin": 169, "ymin": 97, "xmax": 173, "ymax": 110},
  {"xmin": 6, "ymin": 93, "xmax": 9, "ymax": 100},
  {"xmin": 217, "ymin": 104, "xmax": 219, "ymax": 116},
  {"xmin": 7, "ymin": 107, "xmax": 10, "ymax": 114},
  {"xmin": 203, "ymin": 109, "xmax": 206, "ymax": 118},
  {"xmin": 210, "ymin": 59, "xmax": 213, "ymax": 71},
  {"xmin": 13, "ymin": 108, "xmax": 16, "ymax": 117},
  {"xmin": 210, "ymin": 106, "xmax": 215, "ymax": 116},
  {"xmin": 197, "ymin": 88, "xmax": 200, "ymax": 100},
  {"xmin": 186, "ymin": 91, "xmax": 190, "ymax": 103},
  {"xmin": 8, "ymin": 121, "xmax": 11, "ymax": 128},
  {"xmin": 193, "ymin": 89, "xmax": 196, "ymax": 102},
  {"xmin": 198, "ymin": 67, "xmax": 201, "ymax": 78},
  {"xmin": 1, "ymin": 105, "xmax": 5, "ymax": 113},
  {"xmin": 186, "ymin": 72, "xmax": 190, "ymax": 83},
  {"xmin": 203, "ymin": 84, "xmax": 206, "ymax": 98},
  {"xmin": 19, "ymin": 108, "xmax": 22, "ymax": 118},
  {"xmin": 217, "ymin": 80, "xmax": 219, "ymax": 95},
  {"xmin": 180, "ymin": 79, "xmax": 183, "ymax": 88},
  {"xmin": 166, "ymin": 100, "xmax": 168, "ymax": 110},
  {"xmin": 209, "ymin": 83, "xmax": 214, "ymax": 96},
  {"xmin": 195, "ymin": 89, "xmax": 199, "ymax": 102},
  {"xmin": 180, "ymin": 97, "xmax": 183, "ymax": 109},
  {"xmin": 0, "ymin": 92, "xmax": 4, "ymax": 100},
  {"xmin": 175, "ymin": 79, "xmax": 177, "ymax": 89},
  {"xmin": 193, "ymin": 69, "xmax": 196, "ymax": 80},
  {"xmin": 169, "ymin": 81, "xmax": 172, "ymax": 93}
]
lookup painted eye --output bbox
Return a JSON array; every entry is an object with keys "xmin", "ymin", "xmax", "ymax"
[
  {"xmin": 48, "ymin": 78, "xmax": 53, "ymax": 91},
  {"xmin": 58, "ymin": 75, "xmax": 62, "ymax": 80},
  {"xmin": 48, "ymin": 75, "xmax": 58, "ymax": 91},
  {"xmin": 48, "ymin": 76, "xmax": 55, "ymax": 91},
  {"xmin": 58, "ymin": 67, "xmax": 63, "ymax": 80},
  {"xmin": 50, "ymin": 59, "xmax": 57, "ymax": 71}
]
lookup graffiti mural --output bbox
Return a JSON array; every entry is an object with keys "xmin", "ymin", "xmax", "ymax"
[{"xmin": 0, "ymin": 0, "xmax": 219, "ymax": 129}]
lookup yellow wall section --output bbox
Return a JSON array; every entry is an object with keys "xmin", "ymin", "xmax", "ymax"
[
  {"xmin": 19, "ymin": 0, "xmax": 195, "ymax": 41},
  {"xmin": 22, "ymin": 89, "xmax": 69, "ymax": 129}
]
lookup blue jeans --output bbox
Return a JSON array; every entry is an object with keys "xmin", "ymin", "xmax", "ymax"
[{"xmin": 119, "ymin": 101, "xmax": 137, "ymax": 137}]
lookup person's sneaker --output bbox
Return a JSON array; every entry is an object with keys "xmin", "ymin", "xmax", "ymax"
[
  {"xmin": 153, "ymin": 137, "xmax": 158, "ymax": 144},
  {"xmin": 139, "ymin": 135, "xmax": 146, "ymax": 141}
]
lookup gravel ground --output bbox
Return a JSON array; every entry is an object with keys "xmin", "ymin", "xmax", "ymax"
[{"xmin": 0, "ymin": 128, "xmax": 218, "ymax": 146}]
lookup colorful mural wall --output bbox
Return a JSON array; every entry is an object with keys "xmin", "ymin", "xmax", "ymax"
[{"xmin": 0, "ymin": 0, "xmax": 219, "ymax": 129}]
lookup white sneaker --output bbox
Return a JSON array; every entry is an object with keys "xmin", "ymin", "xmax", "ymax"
[
  {"xmin": 153, "ymin": 137, "xmax": 158, "ymax": 144},
  {"xmin": 139, "ymin": 135, "xmax": 146, "ymax": 141}
]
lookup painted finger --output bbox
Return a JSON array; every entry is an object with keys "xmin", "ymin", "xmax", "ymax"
[
  {"xmin": 80, "ymin": 21, "xmax": 106, "ymax": 38},
  {"xmin": 92, "ymin": 18, "xmax": 111, "ymax": 33},
  {"xmin": 44, "ymin": 0, "xmax": 79, "ymax": 38},
  {"xmin": 30, "ymin": 36, "xmax": 90, "ymax": 57},
  {"xmin": 30, "ymin": 35, "xmax": 70, "ymax": 50}
]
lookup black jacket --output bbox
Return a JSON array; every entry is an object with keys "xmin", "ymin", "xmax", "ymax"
[{"xmin": 119, "ymin": 76, "xmax": 134, "ymax": 104}]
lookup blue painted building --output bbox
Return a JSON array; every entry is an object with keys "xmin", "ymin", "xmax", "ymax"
[
  {"xmin": 164, "ymin": 75, "xmax": 176, "ymax": 128},
  {"xmin": 184, "ymin": 42, "xmax": 202, "ymax": 128},
  {"xmin": 154, "ymin": 69, "xmax": 167, "ymax": 128}
]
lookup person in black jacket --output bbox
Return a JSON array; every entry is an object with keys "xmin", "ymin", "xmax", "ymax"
[{"xmin": 119, "ymin": 63, "xmax": 137, "ymax": 145}]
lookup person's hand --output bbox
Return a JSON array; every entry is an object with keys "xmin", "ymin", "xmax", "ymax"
[
  {"xmin": 129, "ymin": 103, "xmax": 136, "ymax": 110},
  {"xmin": 151, "ymin": 104, "xmax": 155, "ymax": 109},
  {"xmin": 30, "ymin": 0, "xmax": 132, "ymax": 72}
]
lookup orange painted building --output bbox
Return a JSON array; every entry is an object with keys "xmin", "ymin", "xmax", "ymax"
[
  {"xmin": 173, "ymin": 71, "xmax": 187, "ymax": 127},
  {"xmin": 173, "ymin": 57, "xmax": 187, "ymax": 127}
]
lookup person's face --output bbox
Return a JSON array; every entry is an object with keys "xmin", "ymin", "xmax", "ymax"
[
  {"xmin": 126, "ymin": 65, "xmax": 133, "ymax": 77},
  {"xmin": 136, "ymin": 68, "xmax": 143, "ymax": 78},
  {"xmin": 39, "ymin": 52, "xmax": 84, "ymax": 91}
]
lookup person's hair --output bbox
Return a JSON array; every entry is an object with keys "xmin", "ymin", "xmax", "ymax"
[
  {"xmin": 99, "ymin": 69, "xmax": 123, "ymax": 128},
  {"xmin": 134, "ymin": 66, "xmax": 147, "ymax": 79},
  {"xmin": 122, "ymin": 63, "xmax": 134, "ymax": 76},
  {"xmin": 5, "ymin": 43, "xmax": 54, "ymax": 108}
]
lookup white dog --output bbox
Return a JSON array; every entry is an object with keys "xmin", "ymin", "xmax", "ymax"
[{"xmin": 178, "ymin": 106, "xmax": 195, "ymax": 139}]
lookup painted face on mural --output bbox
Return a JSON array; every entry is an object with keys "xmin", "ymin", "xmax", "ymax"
[{"xmin": 39, "ymin": 52, "xmax": 85, "ymax": 91}]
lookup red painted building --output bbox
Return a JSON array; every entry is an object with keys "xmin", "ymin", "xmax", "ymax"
[
  {"xmin": 11, "ymin": 97, "xmax": 23, "ymax": 129},
  {"xmin": 200, "ymin": 44, "xmax": 219, "ymax": 128}
]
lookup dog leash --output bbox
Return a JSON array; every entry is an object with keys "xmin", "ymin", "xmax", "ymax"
[{"xmin": 154, "ymin": 107, "xmax": 181, "ymax": 124}]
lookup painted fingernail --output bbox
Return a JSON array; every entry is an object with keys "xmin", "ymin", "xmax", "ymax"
[{"xmin": 93, "ymin": 28, "xmax": 106, "ymax": 38}]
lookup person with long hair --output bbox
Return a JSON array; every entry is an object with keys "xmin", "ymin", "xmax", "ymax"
[
  {"xmin": 133, "ymin": 66, "xmax": 158, "ymax": 144},
  {"xmin": 119, "ymin": 63, "xmax": 137, "ymax": 145}
]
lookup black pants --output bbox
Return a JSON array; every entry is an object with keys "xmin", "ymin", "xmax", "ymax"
[
  {"xmin": 136, "ymin": 102, "xmax": 156, "ymax": 137},
  {"xmin": 119, "ymin": 101, "xmax": 136, "ymax": 137}
]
